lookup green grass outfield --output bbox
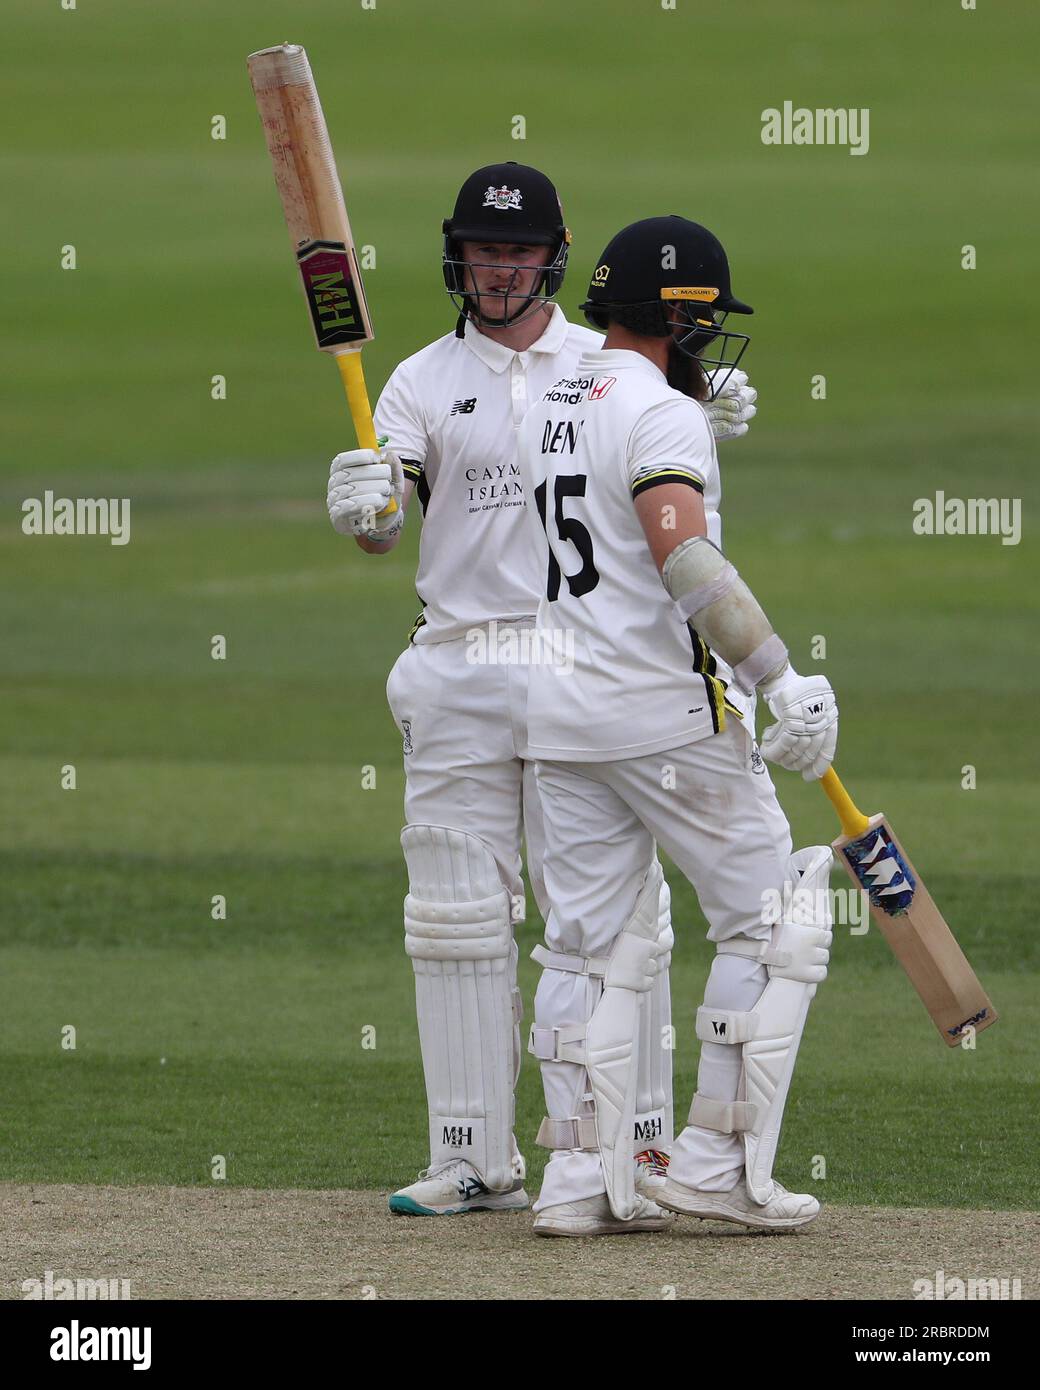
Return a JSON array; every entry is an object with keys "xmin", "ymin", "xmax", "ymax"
[{"xmin": 2, "ymin": 0, "xmax": 1038, "ymax": 1208}]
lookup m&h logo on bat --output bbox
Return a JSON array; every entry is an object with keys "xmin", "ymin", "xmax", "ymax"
[
  {"xmin": 844, "ymin": 826, "xmax": 916, "ymax": 916},
  {"xmin": 296, "ymin": 240, "xmax": 365, "ymax": 346}
]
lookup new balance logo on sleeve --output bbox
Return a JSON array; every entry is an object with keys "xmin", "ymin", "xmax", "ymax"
[{"xmin": 451, "ymin": 398, "xmax": 478, "ymax": 415}]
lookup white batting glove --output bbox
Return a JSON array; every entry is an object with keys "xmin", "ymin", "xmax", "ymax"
[
  {"xmin": 759, "ymin": 667, "xmax": 838, "ymax": 781},
  {"xmin": 327, "ymin": 446, "xmax": 404, "ymax": 540},
  {"xmin": 704, "ymin": 367, "xmax": 758, "ymax": 442}
]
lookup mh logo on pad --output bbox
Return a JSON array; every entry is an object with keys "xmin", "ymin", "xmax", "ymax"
[
  {"xmin": 634, "ymin": 1117, "xmax": 663, "ymax": 1140},
  {"xmin": 442, "ymin": 1125, "xmax": 473, "ymax": 1147},
  {"xmin": 843, "ymin": 826, "xmax": 916, "ymax": 916}
]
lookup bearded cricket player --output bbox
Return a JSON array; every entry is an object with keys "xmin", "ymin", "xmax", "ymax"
[{"xmin": 517, "ymin": 216, "xmax": 838, "ymax": 1234}]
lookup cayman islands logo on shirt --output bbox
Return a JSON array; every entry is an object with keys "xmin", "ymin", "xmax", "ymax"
[{"xmin": 484, "ymin": 185, "xmax": 522, "ymax": 211}]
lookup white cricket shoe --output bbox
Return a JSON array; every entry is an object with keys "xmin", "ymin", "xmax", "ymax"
[
  {"xmin": 388, "ymin": 1159, "xmax": 528, "ymax": 1216},
  {"xmin": 658, "ymin": 1176, "xmax": 819, "ymax": 1230},
  {"xmin": 634, "ymin": 1148, "xmax": 670, "ymax": 1198},
  {"xmin": 533, "ymin": 1193, "xmax": 672, "ymax": 1238}
]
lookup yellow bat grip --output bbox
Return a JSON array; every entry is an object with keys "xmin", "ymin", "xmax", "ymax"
[
  {"xmin": 335, "ymin": 350, "xmax": 397, "ymax": 517},
  {"xmin": 819, "ymin": 768, "xmax": 871, "ymax": 840}
]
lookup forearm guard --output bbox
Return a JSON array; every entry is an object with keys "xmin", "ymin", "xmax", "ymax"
[{"xmin": 662, "ymin": 536, "xmax": 788, "ymax": 694}]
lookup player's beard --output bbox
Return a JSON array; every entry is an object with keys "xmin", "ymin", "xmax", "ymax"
[{"xmin": 666, "ymin": 340, "xmax": 710, "ymax": 401}]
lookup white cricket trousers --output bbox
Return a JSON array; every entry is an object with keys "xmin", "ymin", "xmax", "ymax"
[
  {"xmin": 386, "ymin": 628, "xmax": 548, "ymax": 913},
  {"xmin": 533, "ymin": 719, "xmax": 792, "ymax": 1207}
]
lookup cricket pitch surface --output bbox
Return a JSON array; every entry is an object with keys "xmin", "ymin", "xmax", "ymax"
[{"xmin": 1, "ymin": 1185, "xmax": 1034, "ymax": 1300}]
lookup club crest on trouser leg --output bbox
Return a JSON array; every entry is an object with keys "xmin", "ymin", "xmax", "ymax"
[{"xmin": 841, "ymin": 823, "xmax": 916, "ymax": 916}]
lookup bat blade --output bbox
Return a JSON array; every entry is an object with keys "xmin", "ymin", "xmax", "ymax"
[
  {"xmin": 248, "ymin": 41, "xmax": 390, "ymax": 500},
  {"xmin": 833, "ymin": 812, "xmax": 997, "ymax": 1047},
  {"xmin": 247, "ymin": 43, "xmax": 374, "ymax": 352}
]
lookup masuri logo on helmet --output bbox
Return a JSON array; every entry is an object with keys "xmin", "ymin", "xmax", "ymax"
[{"xmin": 661, "ymin": 286, "xmax": 721, "ymax": 303}]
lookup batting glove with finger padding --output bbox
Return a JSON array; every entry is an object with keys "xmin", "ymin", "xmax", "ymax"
[
  {"xmin": 327, "ymin": 446, "xmax": 404, "ymax": 540},
  {"xmin": 703, "ymin": 368, "xmax": 758, "ymax": 443},
  {"xmin": 759, "ymin": 669, "xmax": 838, "ymax": 781}
]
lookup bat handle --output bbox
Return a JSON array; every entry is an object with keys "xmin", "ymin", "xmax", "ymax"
[
  {"xmin": 819, "ymin": 767, "xmax": 871, "ymax": 840},
  {"xmin": 335, "ymin": 350, "xmax": 397, "ymax": 517}
]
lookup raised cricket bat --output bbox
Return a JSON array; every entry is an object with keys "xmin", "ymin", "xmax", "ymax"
[
  {"xmin": 820, "ymin": 769, "xmax": 996, "ymax": 1046},
  {"xmin": 247, "ymin": 42, "xmax": 395, "ymax": 515}
]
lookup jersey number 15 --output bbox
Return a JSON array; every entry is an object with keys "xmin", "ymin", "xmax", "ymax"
[{"xmin": 533, "ymin": 475, "xmax": 601, "ymax": 602}]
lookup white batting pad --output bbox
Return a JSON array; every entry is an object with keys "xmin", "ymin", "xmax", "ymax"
[
  {"xmin": 713, "ymin": 844, "xmax": 833, "ymax": 1204},
  {"xmin": 586, "ymin": 860, "xmax": 667, "ymax": 1220},
  {"xmin": 403, "ymin": 824, "xmax": 519, "ymax": 1190},
  {"xmin": 634, "ymin": 876, "xmax": 674, "ymax": 1152}
]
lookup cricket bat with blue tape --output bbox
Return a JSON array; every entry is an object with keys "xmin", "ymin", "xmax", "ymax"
[{"xmin": 820, "ymin": 769, "xmax": 997, "ymax": 1046}]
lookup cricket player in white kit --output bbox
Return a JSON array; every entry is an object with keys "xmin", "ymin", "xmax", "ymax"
[
  {"xmin": 518, "ymin": 216, "xmax": 839, "ymax": 1235},
  {"xmin": 325, "ymin": 167, "xmax": 758, "ymax": 1217}
]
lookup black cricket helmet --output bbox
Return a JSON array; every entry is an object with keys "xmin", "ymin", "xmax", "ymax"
[
  {"xmin": 580, "ymin": 216, "xmax": 752, "ymax": 397},
  {"xmin": 443, "ymin": 161, "xmax": 571, "ymax": 327}
]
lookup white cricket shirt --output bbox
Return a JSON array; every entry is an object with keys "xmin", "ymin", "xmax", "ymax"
[
  {"xmin": 373, "ymin": 305, "xmax": 602, "ymax": 644},
  {"xmin": 518, "ymin": 349, "xmax": 740, "ymax": 761}
]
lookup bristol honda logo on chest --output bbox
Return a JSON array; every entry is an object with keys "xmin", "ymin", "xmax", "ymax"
[{"xmin": 543, "ymin": 375, "xmax": 616, "ymax": 405}]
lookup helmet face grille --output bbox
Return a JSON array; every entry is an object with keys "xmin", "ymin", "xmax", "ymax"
[
  {"xmin": 667, "ymin": 306, "xmax": 750, "ymax": 399},
  {"xmin": 442, "ymin": 236, "xmax": 569, "ymax": 327},
  {"xmin": 581, "ymin": 298, "xmax": 750, "ymax": 401}
]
